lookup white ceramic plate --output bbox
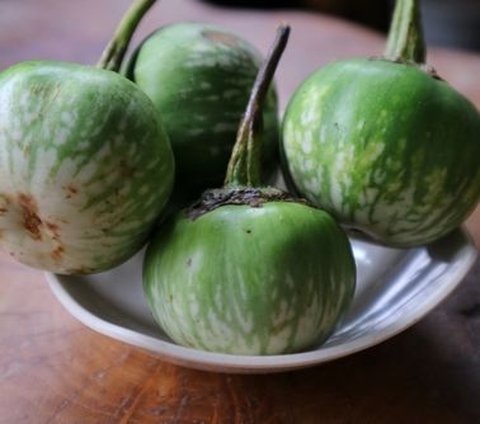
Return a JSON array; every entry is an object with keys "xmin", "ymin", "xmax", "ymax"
[{"xmin": 47, "ymin": 228, "xmax": 477, "ymax": 374}]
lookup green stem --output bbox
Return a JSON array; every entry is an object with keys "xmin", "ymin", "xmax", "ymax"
[
  {"xmin": 97, "ymin": 0, "xmax": 157, "ymax": 72},
  {"xmin": 224, "ymin": 24, "xmax": 290, "ymax": 188},
  {"xmin": 384, "ymin": 0, "xmax": 426, "ymax": 63}
]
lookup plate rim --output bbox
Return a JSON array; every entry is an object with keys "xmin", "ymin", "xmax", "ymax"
[{"xmin": 46, "ymin": 229, "xmax": 478, "ymax": 373}]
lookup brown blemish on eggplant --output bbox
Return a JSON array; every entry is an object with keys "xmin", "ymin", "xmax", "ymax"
[
  {"xmin": 18, "ymin": 193, "xmax": 42, "ymax": 240},
  {"xmin": 67, "ymin": 266, "xmax": 93, "ymax": 275},
  {"xmin": 202, "ymin": 30, "xmax": 241, "ymax": 48},
  {"xmin": 0, "ymin": 194, "xmax": 11, "ymax": 216},
  {"xmin": 51, "ymin": 245, "xmax": 65, "ymax": 261},
  {"xmin": 64, "ymin": 184, "xmax": 78, "ymax": 199},
  {"xmin": 46, "ymin": 222, "xmax": 61, "ymax": 239}
]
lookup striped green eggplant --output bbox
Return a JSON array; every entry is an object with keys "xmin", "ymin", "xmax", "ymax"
[
  {"xmin": 281, "ymin": 0, "xmax": 480, "ymax": 247},
  {"xmin": 0, "ymin": 0, "xmax": 174, "ymax": 273},
  {"xmin": 124, "ymin": 22, "xmax": 279, "ymax": 200},
  {"xmin": 143, "ymin": 26, "xmax": 356, "ymax": 355},
  {"xmin": 144, "ymin": 195, "xmax": 354, "ymax": 354}
]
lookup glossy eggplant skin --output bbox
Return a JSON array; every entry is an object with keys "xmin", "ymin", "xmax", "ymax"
[
  {"xmin": 143, "ymin": 200, "xmax": 355, "ymax": 355},
  {"xmin": 0, "ymin": 61, "xmax": 174, "ymax": 274},
  {"xmin": 282, "ymin": 58, "xmax": 480, "ymax": 247},
  {"xmin": 125, "ymin": 23, "xmax": 279, "ymax": 198}
]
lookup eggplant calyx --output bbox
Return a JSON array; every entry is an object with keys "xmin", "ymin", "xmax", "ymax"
[
  {"xmin": 185, "ymin": 186, "xmax": 304, "ymax": 220},
  {"xmin": 368, "ymin": 56, "xmax": 443, "ymax": 80}
]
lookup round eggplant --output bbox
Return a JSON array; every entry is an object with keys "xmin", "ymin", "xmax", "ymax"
[
  {"xmin": 125, "ymin": 22, "xmax": 279, "ymax": 199},
  {"xmin": 281, "ymin": 0, "xmax": 480, "ymax": 246},
  {"xmin": 0, "ymin": 0, "xmax": 174, "ymax": 273}
]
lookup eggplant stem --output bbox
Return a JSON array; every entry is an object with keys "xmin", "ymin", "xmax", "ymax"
[
  {"xmin": 384, "ymin": 0, "xmax": 426, "ymax": 64},
  {"xmin": 97, "ymin": 0, "xmax": 157, "ymax": 72},
  {"xmin": 225, "ymin": 24, "xmax": 290, "ymax": 188}
]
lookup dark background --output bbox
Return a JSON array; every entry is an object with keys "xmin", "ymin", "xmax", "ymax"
[{"xmin": 200, "ymin": 0, "xmax": 480, "ymax": 52}]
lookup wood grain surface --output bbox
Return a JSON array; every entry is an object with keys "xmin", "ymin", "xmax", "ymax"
[{"xmin": 1, "ymin": 0, "xmax": 480, "ymax": 422}]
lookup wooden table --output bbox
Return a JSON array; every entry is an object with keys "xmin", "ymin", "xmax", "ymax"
[{"xmin": 1, "ymin": 1, "xmax": 480, "ymax": 422}]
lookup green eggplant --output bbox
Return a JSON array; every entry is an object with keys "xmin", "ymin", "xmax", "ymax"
[
  {"xmin": 143, "ymin": 26, "xmax": 356, "ymax": 355},
  {"xmin": 124, "ymin": 22, "xmax": 279, "ymax": 201},
  {"xmin": 281, "ymin": 0, "xmax": 480, "ymax": 247},
  {"xmin": 0, "ymin": 0, "xmax": 174, "ymax": 274}
]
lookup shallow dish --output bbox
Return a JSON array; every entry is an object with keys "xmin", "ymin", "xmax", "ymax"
[{"xmin": 47, "ymin": 228, "xmax": 477, "ymax": 374}]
